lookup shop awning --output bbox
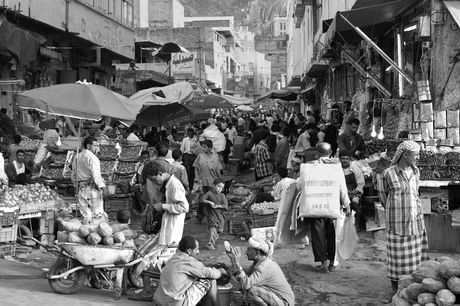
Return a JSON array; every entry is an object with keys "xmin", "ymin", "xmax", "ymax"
[
  {"xmin": 323, "ymin": 0, "xmax": 419, "ymax": 44},
  {"xmin": 0, "ymin": 19, "xmax": 41, "ymax": 65},
  {"xmin": 444, "ymin": 1, "xmax": 460, "ymax": 28},
  {"xmin": 306, "ymin": 60, "xmax": 329, "ymax": 78}
]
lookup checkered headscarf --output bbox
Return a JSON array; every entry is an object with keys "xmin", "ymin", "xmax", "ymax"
[{"xmin": 390, "ymin": 140, "xmax": 420, "ymax": 166}]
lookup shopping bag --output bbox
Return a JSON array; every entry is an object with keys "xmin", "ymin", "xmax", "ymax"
[
  {"xmin": 297, "ymin": 162, "xmax": 344, "ymax": 219},
  {"xmin": 338, "ymin": 215, "xmax": 359, "ymax": 260}
]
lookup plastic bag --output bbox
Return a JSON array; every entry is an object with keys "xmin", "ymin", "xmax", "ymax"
[{"xmin": 338, "ymin": 215, "xmax": 359, "ymax": 260}]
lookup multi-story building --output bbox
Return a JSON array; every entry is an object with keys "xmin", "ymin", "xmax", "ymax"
[
  {"xmin": 0, "ymin": 0, "xmax": 134, "ymax": 113},
  {"xmin": 255, "ymin": 16, "xmax": 288, "ymax": 90},
  {"xmin": 134, "ymin": 0, "xmax": 184, "ymax": 29},
  {"xmin": 287, "ymin": 0, "xmax": 460, "ymax": 142}
]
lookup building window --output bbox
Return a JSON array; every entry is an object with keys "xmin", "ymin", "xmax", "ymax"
[
  {"xmin": 108, "ymin": 0, "xmax": 113, "ymax": 14},
  {"xmin": 122, "ymin": 0, "xmax": 133, "ymax": 26}
]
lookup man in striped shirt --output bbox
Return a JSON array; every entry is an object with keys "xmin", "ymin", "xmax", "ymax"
[{"xmin": 378, "ymin": 140, "xmax": 428, "ymax": 296}]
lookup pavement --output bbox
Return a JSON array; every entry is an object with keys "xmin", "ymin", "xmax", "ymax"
[{"xmin": 0, "ymin": 256, "xmax": 150, "ymax": 305}]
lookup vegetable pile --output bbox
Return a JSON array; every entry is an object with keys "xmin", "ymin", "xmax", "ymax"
[
  {"xmin": 365, "ymin": 139, "xmax": 387, "ymax": 155},
  {"xmin": 393, "ymin": 258, "xmax": 460, "ymax": 306},
  {"xmin": 251, "ymin": 201, "xmax": 280, "ymax": 211},
  {"xmin": 56, "ymin": 217, "xmax": 136, "ymax": 247},
  {"xmin": 0, "ymin": 183, "xmax": 62, "ymax": 208}
]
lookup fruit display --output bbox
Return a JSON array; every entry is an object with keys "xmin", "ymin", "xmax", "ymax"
[
  {"xmin": 116, "ymin": 161, "xmax": 137, "ymax": 174},
  {"xmin": 418, "ymin": 151, "xmax": 447, "ymax": 166},
  {"xmin": 382, "ymin": 104, "xmax": 400, "ymax": 139},
  {"xmin": 100, "ymin": 160, "xmax": 117, "ymax": 175},
  {"xmin": 21, "ymin": 137, "xmax": 41, "ymax": 151},
  {"xmin": 393, "ymin": 258, "xmax": 460, "ymax": 305},
  {"xmin": 119, "ymin": 146, "xmax": 141, "ymax": 160},
  {"xmin": 251, "ymin": 201, "xmax": 280, "ymax": 212},
  {"xmin": 445, "ymin": 152, "xmax": 460, "ymax": 166},
  {"xmin": 98, "ymin": 145, "xmax": 118, "ymax": 159},
  {"xmin": 0, "ymin": 183, "xmax": 62, "ymax": 208},
  {"xmin": 41, "ymin": 166, "xmax": 64, "ymax": 179},
  {"xmin": 56, "ymin": 218, "xmax": 135, "ymax": 247},
  {"xmin": 365, "ymin": 139, "xmax": 386, "ymax": 155},
  {"xmin": 419, "ymin": 165, "xmax": 460, "ymax": 181}
]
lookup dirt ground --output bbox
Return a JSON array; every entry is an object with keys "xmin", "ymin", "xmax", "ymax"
[{"xmin": 11, "ymin": 168, "xmax": 460, "ymax": 306}]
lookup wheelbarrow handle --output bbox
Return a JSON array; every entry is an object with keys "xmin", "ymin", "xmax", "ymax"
[{"xmin": 23, "ymin": 236, "xmax": 61, "ymax": 254}]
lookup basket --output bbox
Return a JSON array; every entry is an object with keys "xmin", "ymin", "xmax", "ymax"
[
  {"xmin": 0, "ymin": 242, "xmax": 16, "ymax": 257},
  {"xmin": 251, "ymin": 213, "xmax": 277, "ymax": 228},
  {"xmin": 119, "ymin": 146, "xmax": 142, "ymax": 160},
  {"xmin": 0, "ymin": 207, "xmax": 19, "ymax": 227},
  {"xmin": 0, "ymin": 225, "xmax": 18, "ymax": 243}
]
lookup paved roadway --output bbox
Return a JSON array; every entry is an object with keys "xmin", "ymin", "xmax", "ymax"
[{"xmin": 0, "ymin": 258, "xmax": 149, "ymax": 305}]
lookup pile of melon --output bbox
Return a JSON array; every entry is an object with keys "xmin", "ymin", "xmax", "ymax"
[
  {"xmin": 56, "ymin": 218, "xmax": 136, "ymax": 248},
  {"xmin": 393, "ymin": 258, "xmax": 460, "ymax": 306}
]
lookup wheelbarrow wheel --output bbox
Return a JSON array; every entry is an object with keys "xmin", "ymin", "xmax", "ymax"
[
  {"xmin": 127, "ymin": 264, "xmax": 143, "ymax": 288},
  {"xmin": 48, "ymin": 257, "xmax": 86, "ymax": 295}
]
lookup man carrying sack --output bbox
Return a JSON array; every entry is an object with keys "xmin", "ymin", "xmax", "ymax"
[
  {"xmin": 71, "ymin": 136, "xmax": 107, "ymax": 224},
  {"xmin": 296, "ymin": 142, "xmax": 350, "ymax": 273}
]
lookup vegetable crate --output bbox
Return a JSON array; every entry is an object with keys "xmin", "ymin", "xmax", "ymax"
[
  {"xmin": 251, "ymin": 213, "xmax": 278, "ymax": 228},
  {"xmin": 104, "ymin": 195, "xmax": 133, "ymax": 214},
  {"xmin": 0, "ymin": 225, "xmax": 18, "ymax": 243},
  {"xmin": 0, "ymin": 242, "xmax": 16, "ymax": 257},
  {"xmin": 39, "ymin": 218, "xmax": 56, "ymax": 234},
  {"xmin": 228, "ymin": 220, "xmax": 244, "ymax": 235},
  {"xmin": 0, "ymin": 207, "xmax": 19, "ymax": 227}
]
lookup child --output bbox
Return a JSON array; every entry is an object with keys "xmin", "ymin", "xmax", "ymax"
[
  {"xmin": 201, "ymin": 178, "xmax": 228, "ymax": 250},
  {"xmin": 171, "ymin": 148, "xmax": 189, "ymax": 190},
  {"xmin": 8, "ymin": 135, "xmax": 23, "ymax": 163}
]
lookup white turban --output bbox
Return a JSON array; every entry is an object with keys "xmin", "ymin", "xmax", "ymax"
[
  {"xmin": 248, "ymin": 237, "xmax": 274, "ymax": 257},
  {"xmin": 390, "ymin": 140, "xmax": 420, "ymax": 166}
]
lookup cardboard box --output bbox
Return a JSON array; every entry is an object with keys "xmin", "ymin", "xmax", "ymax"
[
  {"xmin": 447, "ymin": 109, "xmax": 460, "ymax": 128},
  {"xmin": 250, "ymin": 226, "xmax": 276, "ymax": 241},
  {"xmin": 434, "ymin": 110, "xmax": 447, "ymax": 128},
  {"xmin": 420, "ymin": 197, "xmax": 433, "ymax": 214}
]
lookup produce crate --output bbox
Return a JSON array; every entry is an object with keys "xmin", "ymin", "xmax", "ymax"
[
  {"xmin": 115, "ymin": 160, "xmax": 138, "ymax": 174},
  {"xmin": 0, "ymin": 207, "xmax": 19, "ymax": 227},
  {"xmin": 251, "ymin": 213, "xmax": 278, "ymax": 228},
  {"xmin": 39, "ymin": 218, "xmax": 56, "ymax": 234},
  {"xmin": 112, "ymin": 173, "xmax": 135, "ymax": 184},
  {"xmin": 98, "ymin": 145, "xmax": 119, "ymax": 159},
  {"xmin": 119, "ymin": 146, "xmax": 142, "ymax": 160},
  {"xmin": 104, "ymin": 194, "xmax": 133, "ymax": 214},
  {"xmin": 0, "ymin": 242, "xmax": 16, "ymax": 257},
  {"xmin": 228, "ymin": 220, "xmax": 244, "ymax": 235},
  {"xmin": 0, "ymin": 225, "xmax": 18, "ymax": 243}
]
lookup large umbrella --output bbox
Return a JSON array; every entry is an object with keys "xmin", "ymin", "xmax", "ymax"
[
  {"xmin": 136, "ymin": 102, "xmax": 210, "ymax": 127},
  {"xmin": 187, "ymin": 93, "xmax": 233, "ymax": 109},
  {"xmin": 16, "ymin": 83, "xmax": 141, "ymax": 125},
  {"xmin": 256, "ymin": 89, "xmax": 298, "ymax": 102}
]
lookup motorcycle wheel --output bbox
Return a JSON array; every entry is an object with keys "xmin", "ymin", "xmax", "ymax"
[
  {"xmin": 48, "ymin": 257, "xmax": 86, "ymax": 295},
  {"xmin": 127, "ymin": 264, "xmax": 143, "ymax": 288}
]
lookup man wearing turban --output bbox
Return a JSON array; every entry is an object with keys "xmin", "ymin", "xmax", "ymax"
[
  {"xmin": 226, "ymin": 237, "xmax": 295, "ymax": 306},
  {"xmin": 378, "ymin": 140, "xmax": 428, "ymax": 298}
]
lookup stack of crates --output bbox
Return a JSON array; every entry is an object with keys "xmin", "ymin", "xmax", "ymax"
[
  {"xmin": 39, "ymin": 210, "xmax": 57, "ymax": 246},
  {"xmin": 0, "ymin": 207, "xmax": 19, "ymax": 257}
]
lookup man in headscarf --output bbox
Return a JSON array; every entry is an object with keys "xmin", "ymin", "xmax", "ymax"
[
  {"xmin": 225, "ymin": 237, "xmax": 295, "ymax": 306},
  {"xmin": 378, "ymin": 140, "xmax": 428, "ymax": 298}
]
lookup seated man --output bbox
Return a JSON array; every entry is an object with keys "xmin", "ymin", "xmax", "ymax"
[
  {"xmin": 287, "ymin": 157, "xmax": 302, "ymax": 180},
  {"xmin": 136, "ymin": 235, "xmax": 225, "ymax": 305},
  {"xmin": 226, "ymin": 237, "xmax": 295, "ymax": 306},
  {"xmin": 339, "ymin": 150, "xmax": 365, "ymax": 231},
  {"xmin": 5, "ymin": 149, "xmax": 31, "ymax": 185}
]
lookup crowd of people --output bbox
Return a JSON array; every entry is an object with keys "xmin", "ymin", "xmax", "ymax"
[{"xmin": 3, "ymin": 100, "xmax": 426, "ymax": 305}]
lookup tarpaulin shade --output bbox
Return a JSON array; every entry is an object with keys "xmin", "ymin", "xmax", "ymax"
[
  {"xmin": 129, "ymin": 82, "xmax": 195, "ymax": 105},
  {"xmin": 0, "ymin": 19, "xmax": 41, "ymax": 65},
  {"xmin": 16, "ymin": 83, "xmax": 141, "ymax": 125},
  {"xmin": 136, "ymin": 102, "xmax": 210, "ymax": 127},
  {"xmin": 323, "ymin": 0, "xmax": 420, "ymax": 44},
  {"xmin": 256, "ymin": 90, "xmax": 298, "ymax": 102},
  {"xmin": 444, "ymin": 1, "xmax": 460, "ymax": 28}
]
